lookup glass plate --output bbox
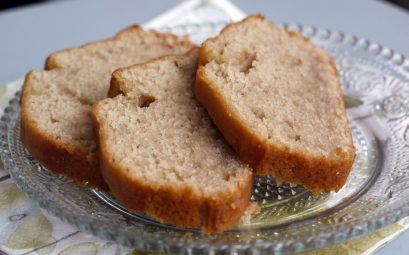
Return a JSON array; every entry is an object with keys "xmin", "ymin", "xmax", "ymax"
[{"xmin": 1, "ymin": 22, "xmax": 409, "ymax": 255}]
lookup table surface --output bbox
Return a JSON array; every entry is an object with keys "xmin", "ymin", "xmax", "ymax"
[{"xmin": 0, "ymin": 0, "xmax": 409, "ymax": 254}]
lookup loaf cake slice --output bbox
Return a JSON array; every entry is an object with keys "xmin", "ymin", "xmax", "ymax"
[
  {"xmin": 196, "ymin": 15, "xmax": 355, "ymax": 194},
  {"xmin": 92, "ymin": 49, "xmax": 253, "ymax": 232},
  {"xmin": 21, "ymin": 26, "xmax": 194, "ymax": 190}
]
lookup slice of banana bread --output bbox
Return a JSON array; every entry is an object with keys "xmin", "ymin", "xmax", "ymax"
[
  {"xmin": 196, "ymin": 15, "xmax": 355, "ymax": 194},
  {"xmin": 92, "ymin": 49, "xmax": 253, "ymax": 232},
  {"xmin": 21, "ymin": 26, "xmax": 194, "ymax": 189}
]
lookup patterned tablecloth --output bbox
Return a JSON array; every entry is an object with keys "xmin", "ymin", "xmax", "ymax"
[{"xmin": 0, "ymin": 1, "xmax": 408, "ymax": 254}]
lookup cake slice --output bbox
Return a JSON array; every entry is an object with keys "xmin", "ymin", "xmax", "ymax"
[
  {"xmin": 21, "ymin": 26, "xmax": 193, "ymax": 190},
  {"xmin": 92, "ymin": 49, "xmax": 253, "ymax": 232},
  {"xmin": 195, "ymin": 15, "xmax": 355, "ymax": 194}
]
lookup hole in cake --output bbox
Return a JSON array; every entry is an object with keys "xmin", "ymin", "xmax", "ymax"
[
  {"xmin": 139, "ymin": 94, "xmax": 156, "ymax": 108},
  {"xmin": 284, "ymin": 120, "xmax": 294, "ymax": 129},
  {"xmin": 334, "ymin": 147, "xmax": 345, "ymax": 157},
  {"xmin": 292, "ymin": 58, "xmax": 303, "ymax": 66},
  {"xmin": 50, "ymin": 117, "xmax": 59, "ymax": 124},
  {"xmin": 79, "ymin": 97, "xmax": 92, "ymax": 106},
  {"xmin": 251, "ymin": 107, "xmax": 266, "ymax": 120},
  {"xmin": 61, "ymin": 87, "xmax": 76, "ymax": 98},
  {"xmin": 239, "ymin": 52, "xmax": 256, "ymax": 74},
  {"xmin": 295, "ymin": 135, "xmax": 301, "ymax": 141}
]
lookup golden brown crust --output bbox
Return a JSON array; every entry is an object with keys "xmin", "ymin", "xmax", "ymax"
[
  {"xmin": 107, "ymin": 74, "xmax": 123, "ymax": 98},
  {"xmin": 195, "ymin": 15, "xmax": 356, "ymax": 195},
  {"xmin": 45, "ymin": 25, "xmax": 194, "ymax": 70},
  {"xmin": 21, "ymin": 72, "xmax": 108, "ymax": 190},
  {"xmin": 92, "ymin": 97, "xmax": 254, "ymax": 233},
  {"xmin": 44, "ymin": 25, "xmax": 140, "ymax": 69}
]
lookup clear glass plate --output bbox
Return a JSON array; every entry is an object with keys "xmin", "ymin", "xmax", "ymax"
[{"xmin": 1, "ymin": 23, "xmax": 409, "ymax": 255}]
